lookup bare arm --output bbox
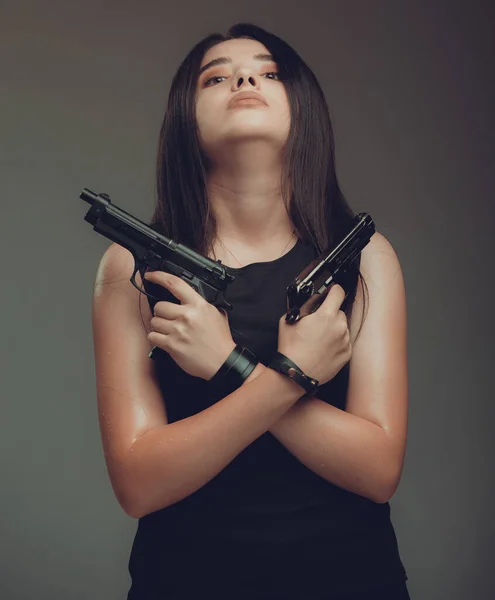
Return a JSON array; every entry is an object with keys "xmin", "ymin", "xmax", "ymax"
[
  {"xmin": 127, "ymin": 365, "xmax": 301, "ymax": 518},
  {"xmin": 92, "ymin": 244, "xmax": 302, "ymax": 520},
  {"xmin": 265, "ymin": 232, "xmax": 409, "ymax": 503}
]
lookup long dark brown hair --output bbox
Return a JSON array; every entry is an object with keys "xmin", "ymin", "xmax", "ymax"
[{"xmin": 144, "ymin": 23, "xmax": 368, "ymax": 337}]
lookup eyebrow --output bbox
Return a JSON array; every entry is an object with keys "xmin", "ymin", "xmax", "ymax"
[{"xmin": 198, "ymin": 53, "xmax": 275, "ymax": 76}]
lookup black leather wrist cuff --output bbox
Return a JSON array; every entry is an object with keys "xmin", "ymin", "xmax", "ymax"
[
  {"xmin": 267, "ymin": 351, "xmax": 319, "ymax": 395},
  {"xmin": 209, "ymin": 345, "xmax": 259, "ymax": 398}
]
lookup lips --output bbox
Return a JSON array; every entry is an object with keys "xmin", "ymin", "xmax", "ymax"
[{"xmin": 228, "ymin": 91, "xmax": 268, "ymax": 108}]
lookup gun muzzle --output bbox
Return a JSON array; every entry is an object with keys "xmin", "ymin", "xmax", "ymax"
[{"xmin": 80, "ymin": 188, "xmax": 99, "ymax": 204}]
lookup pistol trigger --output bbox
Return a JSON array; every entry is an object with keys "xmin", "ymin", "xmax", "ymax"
[
  {"xmin": 128, "ymin": 268, "xmax": 140, "ymax": 293},
  {"xmin": 217, "ymin": 296, "xmax": 233, "ymax": 312},
  {"xmin": 130, "ymin": 263, "xmax": 141, "ymax": 286},
  {"xmin": 128, "ymin": 262, "xmax": 158, "ymax": 301}
]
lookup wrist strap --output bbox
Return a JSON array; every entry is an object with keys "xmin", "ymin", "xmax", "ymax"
[
  {"xmin": 267, "ymin": 351, "xmax": 319, "ymax": 395},
  {"xmin": 209, "ymin": 345, "xmax": 259, "ymax": 398}
]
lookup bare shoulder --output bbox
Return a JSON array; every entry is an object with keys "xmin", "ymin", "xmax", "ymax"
[
  {"xmin": 350, "ymin": 231, "xmax": 406, "ymax": 336},
  {"xmin": 361, "ymin": 231, "xmax": 403, "ymax": 278},
  {"xmin": 94, "ymin": 241, "xmax": 134, "ymax": 295},
  {"xmin": 96, "ymin": 242, "xmax": 142, "ymax": 289},
  {"xmin": 94, "ymin": 243, "xmax": 152, "ymax": 323}
]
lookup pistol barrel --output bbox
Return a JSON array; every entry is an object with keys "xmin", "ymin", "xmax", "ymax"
[{"xmin": 79, "ymin": 188, "xmax": 99, "ymax": 204}]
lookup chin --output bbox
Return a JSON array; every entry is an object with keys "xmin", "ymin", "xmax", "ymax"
[
  {"xmin": 200, "ymin": 122, "xmax": 289, "ymax": 155},
  {"xmin": 223, "ymin": 121, "xmax": 288, "ymax": 141},
  {"xmin": 222, "ymin": 133, "xmax": 287, "ymax": 150}
]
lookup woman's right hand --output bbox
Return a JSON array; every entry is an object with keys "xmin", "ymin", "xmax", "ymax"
[{"xmin": 276, "ymin": 284, "xmax": 352, "ymax": 387}]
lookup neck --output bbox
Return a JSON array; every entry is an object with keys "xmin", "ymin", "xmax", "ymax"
[{"xmin": 206, "ymin": 142, "xmax": 294, "ymax": 245}]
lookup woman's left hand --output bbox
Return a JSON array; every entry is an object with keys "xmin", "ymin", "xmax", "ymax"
[{"xmin": 144, "ymin": 271, "xmax": 236, "ymax": 380}]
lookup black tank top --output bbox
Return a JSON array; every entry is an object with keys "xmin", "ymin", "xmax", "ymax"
[{"xmin": 127, "ymin": 237, "xmax": 408, "ymax": 599}]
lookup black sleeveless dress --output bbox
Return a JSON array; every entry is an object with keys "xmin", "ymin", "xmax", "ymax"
[{"xmin": 127, "ymin": 237, "xmax": 409, "ymax": 599}]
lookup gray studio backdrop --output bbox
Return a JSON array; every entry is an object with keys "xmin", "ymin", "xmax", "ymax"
[{"xmin": 2, "ymin": 1, "xmax": 494, "ymax": 599}]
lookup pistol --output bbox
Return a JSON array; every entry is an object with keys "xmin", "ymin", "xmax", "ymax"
[
  {"xmin": 80, "ymin": 188, "xmax": 236, "ymax": 359},
  {"xmin": 285, "ymin": 213, "xmax": 375, "ymax": 323}
]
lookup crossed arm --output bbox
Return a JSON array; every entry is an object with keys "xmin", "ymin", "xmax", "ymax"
[{"xmin": 94, "ymin": 232, "xmax": 408, "ymax": 517}]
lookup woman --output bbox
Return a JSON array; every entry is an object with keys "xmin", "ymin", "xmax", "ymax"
[{"xmin": 92, "ymin": 23, "xmax": 410, "ymax": 599}]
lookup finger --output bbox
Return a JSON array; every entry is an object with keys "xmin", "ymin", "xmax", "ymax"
[
  {"xmin": 153, "ymin": 300, "xmax": 185, "ymax": 320},
  {"xmin": 144, "ymin": 271, "xmax": 203, "ymax": 306},
  {"xmin": 150, "ymin": 316, "xmax": 174, "ymax": 335},
  {"xmin": 147, "ymin": 330, "xmax": 170, "ymax": 350},
  {"xmin": 322, "ymin": 283, "xmax": 346, "ymax": 311}
]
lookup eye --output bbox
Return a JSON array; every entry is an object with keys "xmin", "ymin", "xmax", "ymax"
[
  {"xmin": 263, "ymin": 71, "xmax": 281, "ymax": 80},
  {"xmin": 202, "ymin": 75, "xmax": 226, "ymax": 87},
  {"xmin": 202, "ymin": 71, "xmax": 281, "ymax": 88}
]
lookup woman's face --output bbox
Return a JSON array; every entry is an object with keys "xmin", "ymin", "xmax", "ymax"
[{"xmin": 195, "ymin": 38, "xmax": 290, "ymax": 158}]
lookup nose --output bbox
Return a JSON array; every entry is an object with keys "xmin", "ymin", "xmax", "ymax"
[{"xmin": 231, "ymin": 67, "xmax": 261, "ymax": 91}]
